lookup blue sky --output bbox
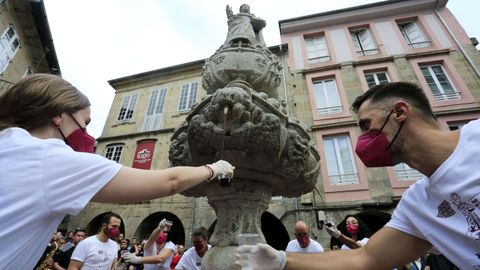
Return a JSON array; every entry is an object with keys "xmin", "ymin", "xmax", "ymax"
[{"xmin": 43, "ymin": 0, "xmax": 479, "ymax": 138}]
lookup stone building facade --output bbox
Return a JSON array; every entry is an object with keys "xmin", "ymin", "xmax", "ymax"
[
  {"xmin": 0, "ymin": 0, "xmax": 60, "ymax": 92},
  {"xmin": 67, "ymin": 0, "xmax": 480, "ymax": 250}
]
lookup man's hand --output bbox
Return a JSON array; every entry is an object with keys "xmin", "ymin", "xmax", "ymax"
[
  {"xmin": 206, "ymin": 160, "xmax": 235, "ymax": 180},
  {"xmin": 235, "ymin": 243, "xmax": 286, "ymax": 270},
  {"xmin": 123, "ymin": 252, "xmax": 142, "ymax": 264},
  {"xmin": 325, "ymin": 224, "xmax": 341, "ymax": 238},
  {"xmin": 158, "ymin": 218, "xmax": 172, "ymax": 231}
]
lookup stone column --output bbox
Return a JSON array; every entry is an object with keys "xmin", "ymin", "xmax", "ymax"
[{"xmin": 201, "ymin": 179, "xmax": 271, "ymax": 270}]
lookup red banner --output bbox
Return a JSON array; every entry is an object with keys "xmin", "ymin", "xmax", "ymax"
[{"xmin": 132, "ymin": 139, "xmax": 156, "ymax": 170}]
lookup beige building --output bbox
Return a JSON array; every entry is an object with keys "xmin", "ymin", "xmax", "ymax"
[
  {"xmin": 0, "ymin": 0, "xmax": 60, "ymax": 92},
  {"xmin": 68, "ymin": 0, "xmax": 480, "ymax": 250}
]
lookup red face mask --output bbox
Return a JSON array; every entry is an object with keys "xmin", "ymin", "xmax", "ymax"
[
  {"xmin": 194, "ymin": 241, "xmax": 205, "ymax": 254},
  {"xmin": 105, "ymin": 227, "xmax": 120, "ymax": 240},
  {"xmin": 346, "ymin": 224, "xmax": 359, "ymax": 236},
  {"xmin": 58, "ymin": 114, "xmax": 95, "ymax": 153},
  {"xmin": 156, "ymin": 231, "xmax": 168, "ymax": 244},
  {"xmin": 355, "ymin": 110, "xmax": 403, "ymax": 167},
  {"xmin": 65, "ymin": 128, "xmax": 95, "ymax": 153},
  {"xmin": 296, "ymin": 235, "xmax": 310, "ymax": 247}
]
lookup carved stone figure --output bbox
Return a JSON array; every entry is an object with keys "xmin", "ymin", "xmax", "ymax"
[{"xmin": 224, "ymin": 4, "xmax": 266, "ymax": 47}]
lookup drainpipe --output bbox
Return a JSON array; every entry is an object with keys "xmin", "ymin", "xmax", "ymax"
[
  {"xmin": 282, "ymin": 44, "xmax": 301, "ymax": 221},
  {"xmin": 278, "ymin": 44, "xmax": 298, "ymax": 220},
  {"xmin": 434, "ymin": 9, "xmax": 480, "ymax": 80},
  {"xmin": 279, "ymin": 44, "xmax": 290, "ymax": 117},
  {"xmin": 294, "ymin": 198, "xmax": 300, "ymax": 221},
  {"xmin": 190, "ymin": 197, "xmax": 196, "ymax": 245}
]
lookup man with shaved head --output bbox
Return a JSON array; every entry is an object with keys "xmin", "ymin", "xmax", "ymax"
[{"xmin": 285, "ymin": 221, "xmax": 324, "ymax": 253}]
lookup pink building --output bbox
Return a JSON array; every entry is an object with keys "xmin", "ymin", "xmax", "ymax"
[{"xmin": 279, "ymin": 0, "xmax": 480, "ymax": 223}]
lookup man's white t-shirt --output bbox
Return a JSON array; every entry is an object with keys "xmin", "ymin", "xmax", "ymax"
[
  {"xmin": 143, "ymin": 241, "xmax": 177, "ymax": 270},
  {"xmin": 386, "ymin": 119, "xmax": 480, "ymax": 269},
  {"xmin": 71, "ymin": 235, "xmax": 118, "ymax": 270},
  {"xmin": 0, "ymin": 128, "xmax": 121, "ymax": 270},
  {"xmin": 285, "ymin": 238, "xmax": 324, "ymax": 253},
  {"xmin": 175, "ymin": 245, "xmax": 211, "ymax": 270}
]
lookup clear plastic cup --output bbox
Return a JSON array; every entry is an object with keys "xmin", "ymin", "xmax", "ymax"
[
  {"xmin": 160, "ymin": 219, "xmax": 173, "ymax": 231},
  {"xmin": 237, "ymin": 233, "xmax": 260, "ymax": 245},
  {"xmin": 325, "ymin": 215, "xmax": 336, "ymax": 228}
]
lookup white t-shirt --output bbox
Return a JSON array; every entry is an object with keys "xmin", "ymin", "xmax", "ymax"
[
  {"xmin": 71, "ymin": 235, "xmax": 118, "ymax": 269},
  {"xmin": 0, "ymin": 128, "xmax": 121, "ymax": 270},
  {"xmin": 143, "ymin": 241, "xmax": 176, "ymax": 270},
  {"xmin": 386, "ymin": 119, "xmax": 480, "ymax": 269},
  {"xmin": 340, "ymin": 237, "xmax": 369, "ymax": 250},
  {"xmin": 285, "ymin": 238, "xmax": 324, "ymax": 253},
  {"xmin": 175, "ymin": 245, "xmax": 211, "ymax": 270}
]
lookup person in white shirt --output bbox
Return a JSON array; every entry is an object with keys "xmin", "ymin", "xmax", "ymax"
[
  {"xmin": 286, "ymin": 221, "xmax": 324, "ymax": 253},
  {"xmin": 325, "ymin": 215, "xmax": 371, "ymax": 250},
  {"xmin": 68, "ymin": 212, "xmax": 121, "ymax": 270},
  {"xmin": 124, "ymin": 219, "xmax": 177, "ymax": 270},
  {"xmin": 175, "ymin": 227, "xmax": 211, "ymax": 270},
  {"xmin": 0, "ymin": 74, "xmax": 235, "ymax": 270},
  {"xmin": 236, "ymin": 82, "xmax": 480, "ymax": 269}
]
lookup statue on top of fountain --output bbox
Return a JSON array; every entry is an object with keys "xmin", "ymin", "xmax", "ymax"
[
  {"xmin": 223, "ymin": 4, "xmax": 266, "ymax": 48},
  {"xmin": 202, "ymin": 4, "xmax": 283, "ymax": 99}
]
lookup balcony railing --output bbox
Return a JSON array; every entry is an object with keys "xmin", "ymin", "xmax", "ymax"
[
  {"xmin": 356, "ymin": 48, "xmax": 379, "ymax": 56},
  {"xmin": 329, "ymin": 173, "xmax": 359, "ymax": 186},
  {"xmin": 433, "ymin": 91, "xmax": 461, "ymax": 101},
  {"xmin": 317, "ymin": 105, "xmax": 343, "ymax": 115},
  {"xmin": 408, "ymin": 41, "xmax": 431, "ymax": 48},
  {"xmin": 308, "ymin": 55, "xmax": 331, "ymax": 64},
  {"xmin": 394, "ymin": 168, "xmax": 423, "ymax": 181}
]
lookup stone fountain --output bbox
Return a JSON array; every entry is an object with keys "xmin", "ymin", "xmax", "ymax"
[{"xmin": 169, "ymin": 4, "xmax": 320, "ymax": 269}]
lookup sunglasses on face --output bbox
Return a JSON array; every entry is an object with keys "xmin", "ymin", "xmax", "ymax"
[{"xmin": 294, "ymin": 232, "xmax": 308, "ymax": 237}]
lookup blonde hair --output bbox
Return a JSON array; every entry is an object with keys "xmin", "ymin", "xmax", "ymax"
[{"xmin": 0, "ymin": 74, "xmax": 90, "ymax": 131}]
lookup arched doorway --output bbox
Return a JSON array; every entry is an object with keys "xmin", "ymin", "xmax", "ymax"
[
  {"xmin": 261, "ymin": 212, "xmax": 290, "ymax": 251},
  {"xmin": 135, "ymin": 212, "xmax": 185, "ymax": 245},
  {"xmin": 206, "ymin": 211, "xmax": 290, "ymax": 250},
  {"xmin": 356, "ymin": 211, "xmax": 392, "ymax": 233},
  {"xmin": 85, "ymin": 212, "xmax": 126, "ymax": 237}
]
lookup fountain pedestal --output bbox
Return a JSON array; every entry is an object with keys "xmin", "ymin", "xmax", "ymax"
[{"xmin": 202, "ymin": 180, "xmax": 270, "ymax": 269}]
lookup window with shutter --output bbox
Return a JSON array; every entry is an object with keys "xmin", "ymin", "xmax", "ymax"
[
  {"xmin": 305, "ymin": 34, "xmax": 330, "ymax": 64},
  {"xmin": 313, "ymin": 79, "xmax": 343, "ymax": 115},
  {"xmin": 324, "ymin": 135, "xmax": 359, "ymax": 186}
]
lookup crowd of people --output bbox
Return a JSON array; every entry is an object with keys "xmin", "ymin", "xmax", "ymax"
[
  {"xmin": 33, "ymin": 212, "xmax": 458, "ymax": 270},
  {"xmin": 34, "ymin": 214, "xmax": 206, "ymax": 270}
]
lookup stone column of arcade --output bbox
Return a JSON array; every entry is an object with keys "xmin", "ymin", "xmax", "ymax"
[{"xmin": 169, "ymin": 4, "xmax": 320, "ymax": 269}]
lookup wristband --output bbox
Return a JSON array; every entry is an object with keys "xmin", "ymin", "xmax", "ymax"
[{"xmin": 204, "ymin": 165, "xmax": 214, "ymax": 182}]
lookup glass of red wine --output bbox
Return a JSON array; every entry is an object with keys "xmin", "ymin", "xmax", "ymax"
[{"xmin": 218, "ymin": 174, "xmax": 231, "ymax": 187}]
